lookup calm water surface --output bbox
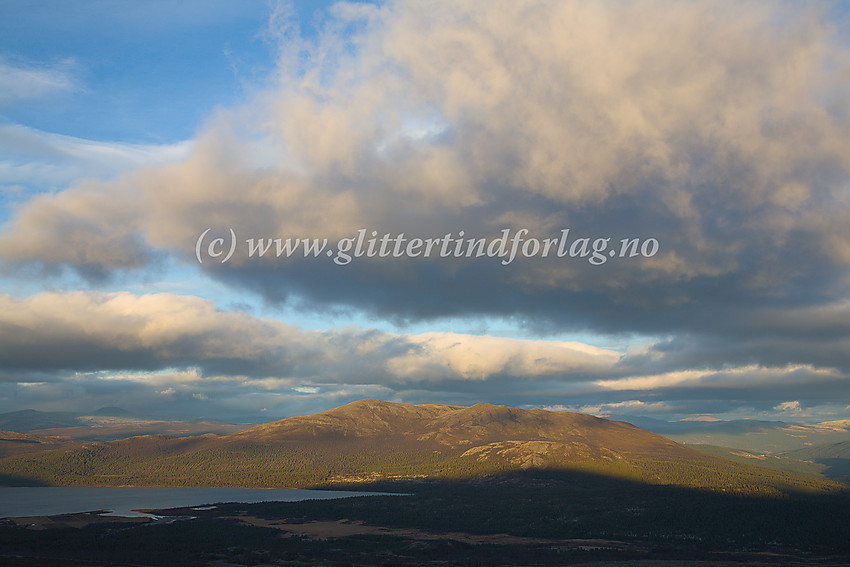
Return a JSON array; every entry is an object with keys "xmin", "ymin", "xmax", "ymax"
[{"xmin": 0, "ymin": 486, "xmax": 395, "ymax": 518}]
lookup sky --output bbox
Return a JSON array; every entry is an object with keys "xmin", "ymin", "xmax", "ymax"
[{"xmin": 1, "ymin": 0, "xmax": 849, "ymax": 424}]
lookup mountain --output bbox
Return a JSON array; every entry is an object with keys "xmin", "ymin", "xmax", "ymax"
[
  {"xmin": 232, "ymin": 400, "xmax": 691, "ymax": 460},
  {"xmin": 615, "ymin": 415, "xmax": 850, "ymax": 453},
  {"xmin": 91, "ymin": 406, "xmax": 134, "ymax": 417},
  {"xmin": 0, "ymin": 408, "xmax": 252, "ymax": 441},
  {"xmin": 0, "ymin": 429, "xmax": 74, "ymax": 459},
  {"xmin": 29, "ymin": 419, "xmax": 253, "ymax": 442},
  {"xmin": 788, "ymin": 440, "xmax": 850, "ymax": 460},
  {"xmin": 0, "ymin": 400, "xmax": 842, "ymax": 495},
  {"xmin": 783, "ymin": 441, "xmax": 850, "ymax": 481},
  {"xmin": 0, "ymin": 409, "xmax": 82, "ymax": 432},
  {"xmin": 688, "ymin": 444, "xmax": 828, "ymax": 478}
]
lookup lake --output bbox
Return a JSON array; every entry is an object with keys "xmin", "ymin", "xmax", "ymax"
[{"xmin": 0, "ymin": 486, "xmax": 396, "ymax": 518}]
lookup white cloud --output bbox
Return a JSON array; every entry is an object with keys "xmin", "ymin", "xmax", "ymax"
[
  {"xmin": 0, "ymin": 57, "xmax": 81, "ymax": 104},
  {"xmin": 89, "ymin": 370, "xmax": 204, "ymax": 386},
  {"xmin": 579, "ymin": 400, "xmax": 677, "ymax": 417},
  {"xmin": 774, "ymin": 400, "xmax": 802, "ymax": 414},
  {"xmin": 0, "ymin": 290, "xmax": 623, "ymax": 385},
  {"xmin": 0, "ymin": 123, "xmax": 194, "ymax": 193},
  {"xmin": 594, "ymin": 365, "xmax": 843, "ymax": 391},
  {"xmin": 386, "ymin": 332, "xmax": 620, "ymax": 380},
  {"xmin": 541, "ymin": 399, "xmax": 677, "ymax": 417}
]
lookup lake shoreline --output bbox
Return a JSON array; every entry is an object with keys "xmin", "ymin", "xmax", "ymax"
[{"xmin": 0, "ymin": 486, "xmax": 402, "ymax": 519}]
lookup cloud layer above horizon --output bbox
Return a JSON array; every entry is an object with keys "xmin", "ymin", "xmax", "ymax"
[{"xmin": 1, "ymin": 0, "xmax": 849, "ymax": 421}]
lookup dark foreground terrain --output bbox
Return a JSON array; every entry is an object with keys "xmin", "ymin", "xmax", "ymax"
[{"xmin": 3, "ymin": 470, "xmax": 850, "ymax": 566}]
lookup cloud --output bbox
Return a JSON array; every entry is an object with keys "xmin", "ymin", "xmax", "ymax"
[
  {"xmin": 596, "ymin": 364, "xmax": 845, "ymax": 393},
  {"xmin": 0, "ymin": 290, "xmax": 618, "ymax": 385},
  {"xmin": 575, "ymin": 400, "xmax": 680, "ymax": 418},
  {"xmin": 0, "ymin": 290, "xmax": 846, "ymax": 421},
  {"xmin": 0, "ymin": 1, "xmax": 846, "ymax": 329},
  {"xmin": 613, "ymin": 302, "xmax": 850, "ymax": 375},
  {"xmin": 774, "ymin": 401, "xmax": 802, "ymax": 413},
  {"xmin": 0, "ymin": 57, "xmax": 81, "ymax": 104},
  {"xmin": 0, "ymin": 123, "xmax": 194, "ymax": 194},
  {"xmin": 0, "ymin": 289, "xmax": 628, "ymax": 418},
  {"xmin": 0, "ymin": 1, "xmax": 849, "ymax": 419},
  {"xmin": 385, "ymin": 332, "xmax": 619, "ymax": 381}
]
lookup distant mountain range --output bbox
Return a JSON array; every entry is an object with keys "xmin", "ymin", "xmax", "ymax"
[
  {"xmin": 690, "ymin": 440, "xmax": 850, "ymax": 483},
  {"xmin": 614, "ymin": 415, "xmax": 850, "ymax": 453},
  {"xmin": 0, "ymin": 400, "xmax": 842, "ymax": 495},
  {"xmin": 7, "ymin": 407, "xmax": 850, "ymax": 453},
  {"xmin": 783, "ymin": 441, "xmax": 850, "ymax": 481},
  {"xmin": 0, "ymin": 408, "xmax": 252, "ymax": 441},
  {"xmin": 0, "ymin": 409, "xmax": 89, "ymax": 432}
]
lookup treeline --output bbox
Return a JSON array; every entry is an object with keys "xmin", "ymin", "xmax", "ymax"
[{"xmin": 0, "ymin": 438, "xmax": 505, "ymax": 488}]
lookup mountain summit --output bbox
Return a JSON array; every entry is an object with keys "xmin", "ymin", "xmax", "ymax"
[{"xmin": 232, "ymin": 399, "xmax": 690, "ymax": 463}]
